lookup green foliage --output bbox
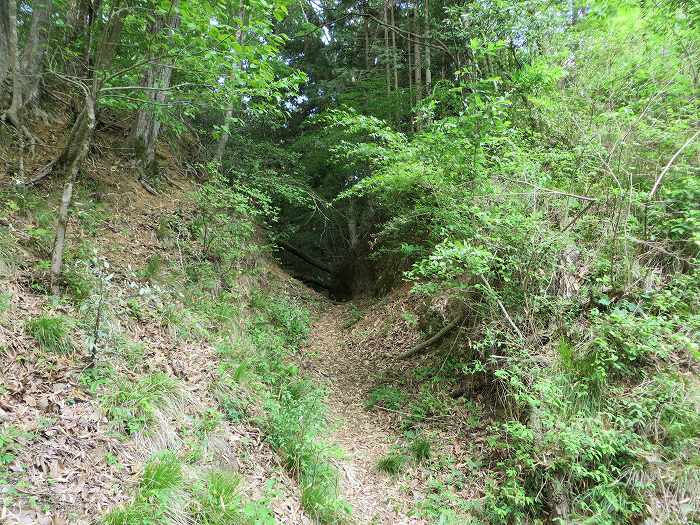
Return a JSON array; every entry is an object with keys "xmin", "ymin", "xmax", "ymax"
[
  {"xmin": 102, "ymin": 373, "xmax": 179, "ymax": 435},
  {"xmin": 409, "ymin": 434, "xmax": 432, "ymax": 463},
  {"xmin": 213, "ymin": 291, "xmax": 350, "ymax": 523},
  {"xmin": 26, "ymin": 315, "xmax": 73, "ymax": 353},
  {"xmin": 140, "ymin": 255, "xmax": 163, "ymax": 282}
]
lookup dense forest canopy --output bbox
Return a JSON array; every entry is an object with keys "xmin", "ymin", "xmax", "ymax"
[{"xmin": 0, "ymin": 0, "xmax": 699, "ymax": 523}]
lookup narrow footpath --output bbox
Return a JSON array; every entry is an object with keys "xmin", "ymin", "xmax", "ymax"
[{"xmin": 302, "ymin": 303, "xmax": 427, "ymax": 525}]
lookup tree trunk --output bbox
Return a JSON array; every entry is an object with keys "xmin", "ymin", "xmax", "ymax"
[
  {"xmin": 424, "ymin": 0, "xmax": 431, "ymax": 96},
  {"xmin": 20, "ymin": 0, "xmax": 53, "ymax": 107},
  {"xmin": 48, "ymin": 7, "xmax": 123, "ymax": 294},
  {"xmin": 3, "ymin": 0, "xmax": 22, "ymax": 128},
  {"xmin": 0, "ymin": 1, "xmax": 10, "ymax": 88},
  {"xmin": 384, "ymin": 0, "xmax": 390, "ymax": 96},
  {"xmin": 214, "ymin": 0, "xmax": 247, "ymax": 164},
  {"xmin": 413, "ymin": 8, "xmax": 422, "ymax": 102},
  {"xmin": 132, "ymin": 0, "xmax": 180, "ymax": 164},
  {"xmin": 50, "ymin": 95, "xmax": 96, "ymax": 294}
]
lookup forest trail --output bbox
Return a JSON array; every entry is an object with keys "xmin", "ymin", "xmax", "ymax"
[{"xmin": 302, "ymin": 302, "xmax": 426, "ymax": 525}]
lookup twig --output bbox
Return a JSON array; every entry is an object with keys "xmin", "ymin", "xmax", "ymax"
[
  {"xmin": 649, "ymin": 129, "xmax": 700, "ymax": 199},
  {"xmin": 506, "ymin": 178, "xmax": 597, "ymax": 202}
]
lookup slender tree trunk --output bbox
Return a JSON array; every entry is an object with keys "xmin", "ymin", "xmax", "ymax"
[
  {"xmin": 50, "ymin": 95, "xmax": 96, "ymax": 294},
  {"xmin": 391, "ymin": 2, "xmax": 398, "ymax": 91},
  {"xmin": 407, "ymin": 13, "xmax": 413, "ymax": 105},
  {"xmin": 414, "ymin": 7, "xmax": 422, "ymax": 102},
  {"xmin": 424, "ymin": 0, "xmax": 431, "ymax": 97},
  {"xmin": 384, "ymin": 0, "xmax": 390, "ymax": 96},
  {"xmin": 21, "ymin": 0, "xmax": 53, "ymax": 107},
  {"xmin": 3, "ymin": 0, "xmax": 22, "ymax": 128},
  {"xmin": 364, "ymin": 15, "xmax": 369, "ymax": 70},
  {"xmin": 214, "ymin": 0, "xmax": 247, "ymax": 164},
  {"xmin": 49, "ymin": 7, "xmax": 124, "ymax": 294}
]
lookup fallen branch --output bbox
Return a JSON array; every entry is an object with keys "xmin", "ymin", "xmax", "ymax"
[{"xmin": 398, "ymin": 315, "xmax": 464, "ymax": 360}]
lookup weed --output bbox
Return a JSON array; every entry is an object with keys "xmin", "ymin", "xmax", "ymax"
[
  {"xmin": 26, "ymin": 315, "xmax": 73, "ymax": 353},
  {"xmin": 376, "ymin": 450, "xmax": 408, "ymax": 475},
  {"xmin": 102, "ymin": 372, "xmax": 178, "ymax": 434},
  {"xmin": 0, "ymin": 292, "xmax": 11, "ymax": 316},
  {"xmin": 140, "ymin": 451, "xmax": 183, "ymax": 494},
  {"xmin": 126, "ymin": 298, "xmax": 144, "ymax": 321},
  {"xmin": 0, "ymin": 228, "xmax": 21, "ymax": 273},
  {"xmin": 195, "ymin": 409, "xmax": 222, "ymax": 437},
  {"xmin": 365, "ymin": 385, "xmax": 406, "ymax": 411}
]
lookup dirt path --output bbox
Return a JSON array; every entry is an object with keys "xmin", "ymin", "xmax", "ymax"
[{"xmin": 302, "ymin": 303, "xmax": 426, "ymax": 525}]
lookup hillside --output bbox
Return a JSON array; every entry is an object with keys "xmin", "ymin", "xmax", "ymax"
[{"xmin": 2, "ymin": 0, "xmax": 700, "ymax": 524}]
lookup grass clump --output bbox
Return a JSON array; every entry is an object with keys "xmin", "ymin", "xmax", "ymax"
[
  {"xmin": 376, "ymin": 450, "xmax": 409, "ymax": 475},
  {"xmin": 190, "ymin": 470, "xmax": 275, "ymax": 525},
  {"xmin": 104, "ymin": 451, "xmax": 183, "ymax": 525},
  {"xmin": 26, "ymin": 315, "xmax": 73, "ymax": 353},
  {"xmin": 102, "ymin": 372, "xmax": 179, "ymax": 434}
]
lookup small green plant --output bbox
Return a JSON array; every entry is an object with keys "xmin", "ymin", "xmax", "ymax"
[
  {"xmin": 190, "ymin": 470, "xmax": 275, "ymax": 525},
  {"xmin": 0, "ymin": 292, "xmax": 11, "ymax": 315},
  {"xmin": 195, "ymin": 409, "xmax": 222, "ymax": 437},
  {"xmin": 104, "ymin": 451, "xmax": 183, "ymax": 525},
  {"xmin": 102, "ymin": 372, "xmax": 178, "ymax": 434},
  {"xmin": 376, "ymin": 450, "xmax": 408, "ymax": 475},
  {"xmin": 26, "ymin": 315, "xmax": 73, "ymax": 353},
  {"xmin": 126, "ymin": 298, "xmax": 144, "ymax": 321},
  {"xmin": 365, "ymin": 385, "xmax": 406, "ymax": 411},
  {"xmin": 409, "ymin": 434, "xmax": 432, "ymax": 462}
]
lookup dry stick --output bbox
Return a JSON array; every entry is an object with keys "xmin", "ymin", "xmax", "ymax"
[
  {"xmin": 507, "ymin": 178, "xmax": 597, "ymax": 202},
  {"xmin": 479, "ymin": 274, "xmax": 524, "ymax": 340},
  {"xmin": 648, "ymin": 129, "xmax": 700, "ymax": 199},
  {"xmin": 398, "ymin": 314, "xmax": 464, "ymax": 360}
]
